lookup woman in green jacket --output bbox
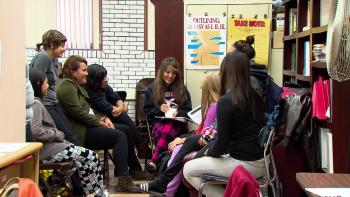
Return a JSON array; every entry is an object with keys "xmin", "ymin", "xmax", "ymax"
[{"xmin": 56, "ymin": 55, "xmax": 140, "ymax": 192}]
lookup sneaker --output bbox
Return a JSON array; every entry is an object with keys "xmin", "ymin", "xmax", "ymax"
[
  {"xmin": 134, "ymin": 182, "xmax": 166, "ymax": 196},
  {"xmin": 115, "ymin": 176, "xmax": 142, "ymax": 193}
]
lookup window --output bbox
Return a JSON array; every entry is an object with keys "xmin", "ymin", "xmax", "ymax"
[
  {"xmin": 57, "ymin": 0, "xmax": 100, "ymax": 49},
  {"xmin": 25, "ymin": 0, "xmax": 101, "ymax": 50},
  {"xmin": 144, "ymin": 0, "xmax": 155, "ymax": 51}
]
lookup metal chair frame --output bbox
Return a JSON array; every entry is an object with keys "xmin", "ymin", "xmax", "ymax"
[
  {"xmin": 198, "ymin": 125, "xmax": 279, "ymax": 197},
  {"xmin": 135, "ymin": 78, "xmax": 156, "ymax": 164}
]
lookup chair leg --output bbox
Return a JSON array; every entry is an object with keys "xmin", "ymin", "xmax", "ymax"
[{"xmin": 198, "ymin": 182, "xmax": 207, "ymax": 197}]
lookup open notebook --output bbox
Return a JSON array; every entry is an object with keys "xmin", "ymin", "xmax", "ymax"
[{"xmin": 155, "ymin": 116, "xmax": 193, "ymax": 123}]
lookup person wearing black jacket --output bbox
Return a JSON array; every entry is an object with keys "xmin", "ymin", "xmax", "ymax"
[
  {"xmin": 143, "ymin": 57, "xmax": 192, "ymax": 173},
  {"xmin": 183, "ymin": 52, "xmax": 266, "ymax": 197},
  {"xmin": 85, "ymin": 64, "xmax": 152, "ymax": 180}
]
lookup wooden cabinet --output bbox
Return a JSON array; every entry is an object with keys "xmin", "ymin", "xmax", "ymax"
[{"xmin": 283, "ymin": 0, "xmax": 350, "ymax": 173}]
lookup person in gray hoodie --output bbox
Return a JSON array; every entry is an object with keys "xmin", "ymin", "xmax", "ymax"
[
  {"xmin": 29, "ymin": 69, "xmax": 107, "ymax": 197},
  {"xmin": 26, "ymin": 64, "xmax": 34, "ymax": 142}
]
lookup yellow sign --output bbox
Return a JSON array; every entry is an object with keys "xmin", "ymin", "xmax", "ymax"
[{"xmin": 227, "ymin": 18, "xmax": 271, "ymax": 66}]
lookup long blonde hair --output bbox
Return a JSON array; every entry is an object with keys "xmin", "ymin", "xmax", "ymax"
[{"xmin": 201, "ymin": 72, "xmax": 220, "ymax": 118}]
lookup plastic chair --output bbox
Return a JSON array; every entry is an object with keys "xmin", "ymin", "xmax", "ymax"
[
  {"xmin": 135, "ymin": 78, "xmax": 155, "ymax": 163},
  {"xmin": 198, "ymin": 124, "xmax": 279, "ymax": 197}
]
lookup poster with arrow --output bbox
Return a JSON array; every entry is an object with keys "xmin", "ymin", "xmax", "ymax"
[{"xmin": 185, "ymin": 16, "xmax": 227, "ymax": 69}]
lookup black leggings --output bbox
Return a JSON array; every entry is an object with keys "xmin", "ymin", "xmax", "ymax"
[
  {"xmin": 84, "ymin": 126, "xmax": 129, "ymax": 176},
  {"xmin": 109, "ymin": 112, "xmax": 144, "ymax": 144},
  {"xmin": 114, "ymin": 123, "xmax": 142, "ymax": 171},
  {"xmin": 45, "ymin": 104, "xmax": 80, "ymax": 146}
]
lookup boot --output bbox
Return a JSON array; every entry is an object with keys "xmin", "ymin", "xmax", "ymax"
[
  {"xmin": 130, "ymin": 169, "xmax": 154, "ymax": 180},
  {"xmin": 115, "ymin": 176, "xmax": 142, "ymax": 193}
]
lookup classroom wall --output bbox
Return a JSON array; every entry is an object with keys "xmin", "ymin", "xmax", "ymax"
[
  {"xmin": 26, "ymin": 0, "xmax": 156, "ymax": 120},
  {"xmin": 0, "ymin": 0, "xmax": 26, "ymax": 142}
]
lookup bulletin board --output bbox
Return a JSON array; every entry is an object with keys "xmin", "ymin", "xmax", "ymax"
[{"xmin": 185, "ymin": 16, "xmax": 227, "ymax": 69}]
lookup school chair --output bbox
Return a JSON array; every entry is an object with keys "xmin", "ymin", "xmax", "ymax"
[
  {"xmin": 198, "ymin": 124, "xmax": 279, "ymax": 197},
  {"xmin": 135, "ymin": 78, "xmax": 155, "ymax": 164}
]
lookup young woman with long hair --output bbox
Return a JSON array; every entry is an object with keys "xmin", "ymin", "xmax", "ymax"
[
  {"xmin": 29, "ymin": 69, "xmax": 107, "ymax": 196},
  {"xmin": 85, "ymin": 63, "xmax": 151, "ymax": 180},
  {"xmin": 143, "ymin": 57, "xmax": 192, "ymax": 173},
  {"xmin": 136, "ymin": 73, "xmax": 221, "ymax": 195},
  {"xmin": 183, "ymin": 51, "xmax": 266, "ymax": 197}
]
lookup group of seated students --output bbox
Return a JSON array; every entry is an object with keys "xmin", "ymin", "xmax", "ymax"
[
  {"xmin": 135, "ymin": 35, "xmax": 266, "ymax": 197},
  {"xmin": 26, "ymin": 28, "xmax": 268, "ymax": 197},
  {"xmin": 26, "ymin": 29, "xmax": 153, "ymax": 196}
]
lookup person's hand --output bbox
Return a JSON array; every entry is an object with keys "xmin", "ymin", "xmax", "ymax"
[
  {"xmin": 160, "ymin": 103, "xmax": 169, "ymax": 113},
  {"xmin": 104, "ymin": 118, "xmax": 115, "ymax": 129},
  {"xmin": 123, "ymin": 103, "xmax": 128, "ymax": 112},
  {"xmin": 112, "ymin": 106, "xmax": 122, "ymax": 117},
  {"xmin": 168, "ymin": 137, "xmax": 185, "ymax": 152},
  {"xmin": 172, "ymin": 110, "xmax": 178, "ymax": 117},
  {"xmin": 99, "ymin": 120, "xmax": 110, "ymax": 128},
  {"xmin": 99, "ymin": 116, "xmax": 115, "ymax": 129}
]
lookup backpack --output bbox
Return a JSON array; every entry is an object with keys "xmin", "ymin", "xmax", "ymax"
[{"xmin": 250, "ymin": 67, "xmax": 283, "ymax": 126}]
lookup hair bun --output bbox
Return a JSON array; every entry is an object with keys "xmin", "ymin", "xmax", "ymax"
[{"xmin": 246, "ymin": 35, "xmax": 255, "ymax": 45}]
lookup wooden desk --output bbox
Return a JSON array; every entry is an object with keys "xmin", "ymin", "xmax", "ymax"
[
  {"xmin": 296, "ymin": 173, "xmax": 350, "ymax": 197},
  {"xmin": 0, "ymin": 143, "xmax": 42, "ymax": 186}
]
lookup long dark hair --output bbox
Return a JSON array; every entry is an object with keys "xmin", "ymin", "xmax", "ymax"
[
  {"xmin": 232, "ymin": 35, "xmax": 255, "ymax": 60},
  {"xmin": 220, "ymin": 51, "xmax": 263, "ymax": 120},
  {"xmin": 86, "ymin": 64, "xmax": 107, "ymax": 92},
  {"xmin": 29, "ymin": 69, "xmax": 47, "ymax": 99},
  {"xmin": 36, "ymin": 30, "xmax": 67, "ymax": 51},
  {"xmin": 152, "ymin": 57, "xmax": 187, "ymax": 106}
]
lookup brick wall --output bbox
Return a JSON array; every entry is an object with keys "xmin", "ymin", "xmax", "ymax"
[{"xmin": 26, "ymin": 0, "xmax": 155, "ymax": 120}]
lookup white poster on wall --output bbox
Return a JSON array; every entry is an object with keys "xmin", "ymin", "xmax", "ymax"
[{"xmin": 185, "ymin": 16, "xmax": 227, "ymax": 69}]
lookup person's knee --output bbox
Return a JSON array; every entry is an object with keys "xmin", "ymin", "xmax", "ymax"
[
  {"xmin": 114, "ymin": 129, "xmax": 128, "ymax": 142},
  {"xmin": 182, "ymin": 161, "xmax": 192, "ymax": 179}
]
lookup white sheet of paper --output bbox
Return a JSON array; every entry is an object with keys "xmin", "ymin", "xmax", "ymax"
[
  {"xmin": 306, "ymin": 188, "xmax": 350, "ymax": 197},
  {"xmin": 187, "ymin": 105, "xmax": 202, "ymax": 125},
  {"xmin": 0, "ymin": 143, "xmax": 28, "ymax": 153}
]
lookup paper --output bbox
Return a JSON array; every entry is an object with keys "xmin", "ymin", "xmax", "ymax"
[
  {"xmin": 187, "ymin": 105, "xmax": 202, "ymax": 125},
  {"xmin": 165, "ymin": 108, "xmax": 177, "ymax": 118},
  {"xmin": 0, "ymin": 143, "xmax": 28, "ymax": 153},
  {"xmin": 306, "ymin": 188, "xmax": 350, "ymax": 197},
  {"xmin": 155, "ymin": 116, "xmax": 192, "ymax": 123}
]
